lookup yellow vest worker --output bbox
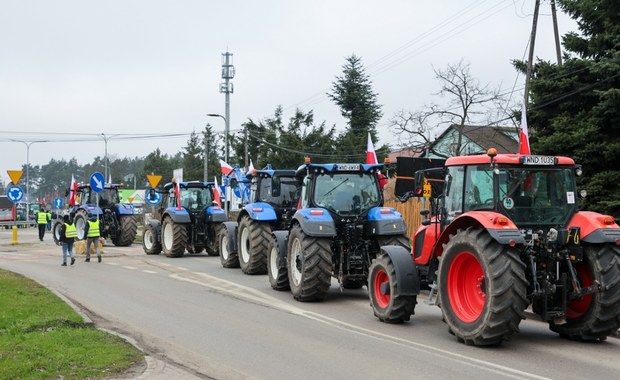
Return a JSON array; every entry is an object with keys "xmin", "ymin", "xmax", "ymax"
[
  {"xmin": 36, "ymin": 211, "xmax": 48, "ymax": 242},
  {"xmin": 84, "ymin": 217, "xmax": 102, "ymax": 262},
  {"xmin": 87, "ymin": 219, "xmax": 101, "ymax": 237},
  {"xmin": 64, "ymin": 223, "xmax": 77, "ymax": 238}
]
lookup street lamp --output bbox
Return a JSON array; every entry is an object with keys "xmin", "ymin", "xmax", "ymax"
[
  {"xmin": 207, "ymin": 114, "xmax": 228, "ymax": 163},
  {"xmin": 100, "ymin": 133, "xmax": 117, "ymax": 183},
  {"xmin": 9, "ymin": 139, "xmax": 47, "ymax": 207}
]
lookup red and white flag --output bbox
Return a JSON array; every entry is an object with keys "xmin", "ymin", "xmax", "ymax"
[
  {"xmin": 519, "ymin": 103, "xmax": 531, "ymax": 155},
  {"xmin": 220, "ymin": 160, "xmax": 233, "ymax": 176},
  {"xmin": 366, "ymin": 132, "xmax": 378, "ymax": 164},
  {"xmin": 248, "ymin": 159, "xmax": 255, "ymax": 174},
  {"xmin": 69, "ymin": 175, "xmax": 78, "ymax": 206},
  {"xmin": 174, "ymin": 180, "xmax": 182, "ymax": 210},
  {"xmin": 213, "ymin": 176, "xmax": 222, "ymax": 207}
]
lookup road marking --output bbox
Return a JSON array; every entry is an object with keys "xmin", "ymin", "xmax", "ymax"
[
  {"xmin": 176, "ymin": 266, "xmax": 189, "ymax": 271},
  {"xmin": 142, "ymin": 270, "xmax": 158, "ymax": 274},
  {"xmin": 123, "ymin": 266, "xmax": 138, "ymax": 270},
  {"xmin": 106, "ymin": 262, "xmax": 120, "ymax": 266},
  {"xmin": 170, "ymin": 271, "xmax": 550, "ymax": 380}
]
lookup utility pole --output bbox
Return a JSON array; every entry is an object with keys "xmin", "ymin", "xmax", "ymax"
[
  {"xmin": 524, "ymin": 0, "xmax": 540, "ymax": 105},
  {"xmin": 244, "ymin": 125, "xmax": 249, "ymax": 169},
  {"xmin": 550, "ymin": 0, "xmax": 563, "ymax": 66},
  {"xmin": 203, "ymin": 133, "xmax": 208, "ymax": 182},
  {"xmin": 218, "ymin": 51, "xmax": 234, "ymax": 215}
]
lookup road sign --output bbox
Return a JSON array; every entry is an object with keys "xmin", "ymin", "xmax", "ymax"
[
  {"xmin": 146, "ymin": 174, "xmax": 162, "ymax": 188},
  {"xmin": 145, "ymin": 189, "xmax": 162, "ymax": 205},
  {"xmin": 89, "ymin": 171, "xmax": 105, "ymax": 193},
  {"xmin": 423, "ymin": 179, "xmax": 431, "ymax": 199},
  {"xmin": 54, "ymin": 198, "xmax": 64, "ymax": 208},
  {"xmin": 6, "ymin": 185, "xmax": 24, "ymax": 203},
  {"xmin": 7, "ymin": 170, "xmax": 23, "ymax": 185}
]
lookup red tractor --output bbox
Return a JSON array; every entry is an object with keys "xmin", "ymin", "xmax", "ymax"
[{"xmin": 369, "ymin": 149, "xmax": 620, "ymax": 345}]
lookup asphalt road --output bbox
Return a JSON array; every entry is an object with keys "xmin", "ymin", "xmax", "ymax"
[{"xmin": 1, "ymin": 228, "xmax": 619, "ymax": 380}]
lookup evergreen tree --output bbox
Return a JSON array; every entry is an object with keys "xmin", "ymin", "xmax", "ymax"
[
  {"xmin": 182, "ymin": 130, "xmax": 204, "ymax": 181},
  {"xmin": 141, "ymin": 148, "xmax": 182, "ymax": 185},
  {"xmin": 328, "ymin": 54, "xmax": 383, "ymax": 162},
  {"xmin": 516, "ymin": 0, "xmax": 620, "ymax": 216},
  {"xmin": 202, "ymin": 123, "xmax": 222, "ymax": 181}
]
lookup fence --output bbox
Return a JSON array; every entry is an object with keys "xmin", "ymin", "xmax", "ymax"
[{"xmin": 382, "ymin": 178, "xmax": 427, "ymax": 240}]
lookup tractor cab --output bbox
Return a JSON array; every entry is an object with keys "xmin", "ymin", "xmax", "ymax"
[{"xmin": 246, "ymin": 167, "xmax": 300, "ymax": 230}]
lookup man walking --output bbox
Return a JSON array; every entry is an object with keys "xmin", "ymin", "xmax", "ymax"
[
  {"xmin": 59, "ymin": 215, "xmax": 76, "ymax": 266},
  {"xmin": 36, "ymin": 209, "xmax": 50, "ymax": 241},
  {"xmin": 83, "ymin": 215, "xmax": 102, "ymax": 263}
]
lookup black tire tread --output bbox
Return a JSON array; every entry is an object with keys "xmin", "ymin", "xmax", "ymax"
[
  {"xmin": 369, "ymin": 254, "xmax": 417, "ymax": 323},
  {"xmin": 268, "ymin": 235, "xmax": 290, "ymax": 291},
  {"xmin": 288, "ymin": 225, "xmax": 332, "ymax": 302},
  {"xmin": 115, "ymin": 216, "xmax": 137, "ymax": 246},
  {"xmin": 239, "ymin": 216, "xmax": 271, "ymax": 274},
  {"xmin": 142, "ymin": 224, "xmax": 162, "ymax": 255},
  {"xmin": 162, "ymin": 218, "xmax": 187, "ymax": 258},
  {"xmin": 218, "ymin": 224, "xmax": 239, "ymax": 268}
]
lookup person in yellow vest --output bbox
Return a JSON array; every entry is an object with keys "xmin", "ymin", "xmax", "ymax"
[
  {"xmin": 58, "ymin": 215, "xmax": 76, "ymax": 266},
  {"xmin": 83, "ymin": 215, "xmax": 102, "ymax": 262},
  {"xmin": 36, "ymin": 209, "xmax": 50, "ymax": 241},
  {"xmin": 46, "ymin": 210, "xmax": 52, "ymax": 231}
]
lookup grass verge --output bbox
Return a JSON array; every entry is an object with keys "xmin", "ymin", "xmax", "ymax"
[{"xmin": 0, "ymin": 269, "xmax": 144, "ymax": 379}]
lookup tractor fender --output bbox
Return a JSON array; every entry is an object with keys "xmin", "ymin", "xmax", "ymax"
[
  {"xmin": 205, "ymin": 205, "xmax": 227, "ymax": 222},
  {"xmin": 240, "ymin": 202, "xmax": 278, "ymax": 222},
  {"xmin": 569, "ymin": 211, "xmax": 620, "ymax": 243},
  {"xmin": 114, "ymin": 203, "xmax": 135, "ymax": 216},
  {"xmin": 366, "ymin": 207, "xmax": 407, "ymax": 236},
  {"xmin": 80, "ymin": 204, "xmax": 103, "ymax": 216},
  {"xmin": 293, "ymin": 208, "xmax": 336, "ymax": 237},
  {"xmin": 379, "ymin": 245, "xmax": 420, "ymax": 296},
  {"xmin": 271, "ymin": 230, "xmax": 289, "ymax": 269},
  {"xmin": 221, "ymin": 221, "xmax": 239, "ymax": 253},
  {"xmin": 163, "ymin": 208, "xmax": 191, "ymax": 223},
  {"xmin": 433, "ymin": 211, "xmax": 525, "ymax": 258},
  {"xmin": 146, "ymin": 219, "xmax": 162, "ymax": 240}
]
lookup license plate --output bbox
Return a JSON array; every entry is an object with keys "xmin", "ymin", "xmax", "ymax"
[
  {"xmin": 521, "ymin": 156, "xmax": 555, "ymax": 165},
  {"xmin": 336, "ymin": 164, "xmax": 360, "ymax": 171}
]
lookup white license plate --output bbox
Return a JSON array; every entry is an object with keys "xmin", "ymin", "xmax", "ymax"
[
  {"xmin": 522, "ymin": 156, "xmax": 555, "ymax": 165},
  {"xmin": 336, "ymin": 164, "xmax": 360, "ymax": 171}
]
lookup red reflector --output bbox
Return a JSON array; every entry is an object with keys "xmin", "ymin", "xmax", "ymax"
[
  {"xmin": 616, "ymin": 239, "xmax": 620, "ymax": 246},
  {"xmin": 495, "ymin": 217, "xmax": 509, "ymax": 225},
  {"xmin": 310, "ymin": 210, "xmax": 324, "ymax": 216},
  {"xmin": 380, "ymin": 208, "xmax": 391, "ymax": 214},
  {"xmin": 509, "ymin": 239, "xmax": 516, "ymax": 247},
  {"xmin": 252, "ymin": 208, "xmax": 263, "ymax": 212},
  {"xmin": 603, "ymin": 216, "xmax": 615, "ymax": 225}
]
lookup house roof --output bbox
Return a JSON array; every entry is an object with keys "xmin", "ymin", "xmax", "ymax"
[{"xmin": 430, "ymin": 124, "xmax": 518, "ymax": 155}]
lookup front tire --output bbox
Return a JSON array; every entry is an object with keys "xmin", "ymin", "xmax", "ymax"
[
  {"xmin": 218, "ymin": 224, "xmax": 239, "ymax": 268},
  {"xmin": 438, "ymin": 227, "xmax": 527, "ymax": 346},
  {"xmin": 52, "ymin": 221, "xmax": 63, "ymax": 245},
  {"xmin": 161, "ymin": 217, "xmax": 187, "ymax": 257},
  {"xmin": 268, "ymin": 235, "xmax": 289, "ymax": 291},
  {"xmin": 549, "ymin": 243, "xmax": 620, "ymax": 340},
  {"xmin": 238, "ymin": 216, "xmax": 270, "ymax": 274},
  {"xmin": 73, "ymin": 210, "xmax": 89, "ymax": 240},
  {"xmin": 369, "ymin": 254, "xmax": 417, "ymax": 323},
  {"xmin": 287, "ymin": 225, "xmax": 332, "ymax": 301},
  {"xmin": 114, "ymin": 215, "xmax": 137, "ymax": 246},
  {"xmin": 142, "ymin": 224, "xmax": 161, "ymax": 255}
]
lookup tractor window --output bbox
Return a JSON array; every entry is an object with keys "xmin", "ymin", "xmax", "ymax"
[
  {"xmin": 257, "ymin": 175, "xmax": 299, "ymax": 207},
  {"xmin": 180, "ymin": 188, "xmax": 212, "ymax": 210},
  {"xmin": 98, "ymin": 188, "xmax": 119, "ymax": 208},
  {"xmin": 445, "ymin": 166, "xmax": 464, "ymax": 217},
  {"xmin": 463, "ymin": 165, "xmax": 494, "ymax": 211},
  {"xmin": 300, "ymin": 176, "xmax": 310, "ymax": 209},
  {"xmin": 313, "ymin": 172, "xmax": 380, "ymax": 216}
]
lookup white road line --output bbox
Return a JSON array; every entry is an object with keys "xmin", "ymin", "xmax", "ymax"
[
  {"xmin": 123, "ymin": 266, "xmax": 138, "ymax": 270},
  {"xmin": 142, "ymin": 270, "xmax": 158, "ymax": 274},
  {"xmin": 106, "ymin": 262, "xmax": 120, "ymax": 266},
  {"xmin": 176, "ymin": 266, "xmax": 189, "ymax": 271}
]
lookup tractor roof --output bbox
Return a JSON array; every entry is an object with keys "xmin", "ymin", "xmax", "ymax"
[
  {"xmin": 252, "ymin": 169, "xmax": 296, "ymax": 178},
  {"xmin": 295, "ymin": 163, "xmax": 384, "ymax": 179},
  {"xmin": 163, "ymin": 181, "xmax": 215, "ymax": 190},
  {"xmin": 445, "ymin": 152, "xmax": 575, "ymax": 166}
]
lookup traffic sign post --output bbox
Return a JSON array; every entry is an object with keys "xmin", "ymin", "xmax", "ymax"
[
  {"xmin": 89, "ymin": 172, "xmax": 105, "ymax": 193},
  {"xmin": 6, "ymin": 185, "xmax": 24, "ymax": 203},
  {"xmin": 145, "ymin": 189, "xmax": 162, "ymax": 205},
  {"xmin": 54, "ymin": 198, "xmax": 64, "ymax": 209},
  {"xmin": 7, "ymin": 170, "xmax": 23, "ymax": 185}
]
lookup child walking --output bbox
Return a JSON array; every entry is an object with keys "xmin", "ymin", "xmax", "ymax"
[{"xmin": 59, "ymin": 215, "xmax": 77, "ymax": 266}]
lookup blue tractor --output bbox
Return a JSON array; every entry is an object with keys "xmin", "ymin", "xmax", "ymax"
[
  {"xmin": 70, "ymin": 183, "xmax": 137, "ymax": 246},
  {"xmin": 142, "ymin": 181, "xmax": 226, "ymax": 257},
  {"xmin": 269, "ymin": 160, "xmax": 410, "ymax": 300},
  {"xmin": 217, "ymin": 165, "xmax": 301, "ymax": 275}
]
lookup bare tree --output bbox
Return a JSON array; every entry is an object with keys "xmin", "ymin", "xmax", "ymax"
[{"xmin": 391, "ymin": 60, "xmax": 508, "ymax": 158}]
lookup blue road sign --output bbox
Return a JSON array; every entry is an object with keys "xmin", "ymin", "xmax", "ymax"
[
  {"xmin": 89, "ymin": 171, "xmax": 105, "ymax": 193},
  {"xmin": 145, "ymin": 189, "xmax": 162, "ymax": 205},
  {"xmin": 54, "ymin": 197, "xmax": 64, "ymax": 208},
  {"xmin": 6, "ymin": 185, "xmax": 24, "ymax": 203}
]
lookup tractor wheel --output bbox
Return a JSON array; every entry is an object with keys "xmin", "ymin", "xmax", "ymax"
[
  {"xmin": 161, "ymin": 217, "xmax": 187, "ymax": 257},
  {"xmin": 369, "ymin": 254, "xmax": 417, "ymax": 323},
  {"xmin": 205, "ymin": 225, "xmax": 219, "ymax": 257},
  {"xmin": 52, "ymin": 221, "xmax": 63, "ymax": 245},
  {"xmin": 438, "ymin": 227, "xmax": 527, "ymax": 346},
  {"xmin": 238, "ymin": 216, "xmax": 271, "ymax": 275},
  {"xmin": 268, "ymin": 235, "xmax": 289, "ymax": 291},
  {"xmin": 142, "ymin": 224, "xmax": 161, "ymax": 255},
  {"xmin": 73, "ymin": 210, "xmax": 89, "ymax": 240},
  {"xmin": 550, "ymin": 243, "xmax": 620, "ymax": 340},
  {"xmin": 218, "ymin": 224, "xmax": 239, "ymax": 268},
  {"xmin": 287, "ymin": 224, "xmax": 332, "ymax": 301},
  {"xmin": 113, "ymin": 216, "xmax": 137, "ymax": 246}
]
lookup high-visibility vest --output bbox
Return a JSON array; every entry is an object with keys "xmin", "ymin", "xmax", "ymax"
[
  {"xmin": 64, "ymin": 223, "xmax": 77, "ymax": 238},
  {"xmin": 37, "ymin": 212, "xmax": 48, "ymax": 224},
  {"xmin": 87, "ymin": 220, "xmax": 101, "ymax": 238},
  {"xmin": 47, "ymin": 212, "xmax": 52, "ymax": 221}
]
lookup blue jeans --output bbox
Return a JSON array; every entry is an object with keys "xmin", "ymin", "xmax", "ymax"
[{"xmin": 62, "ymin": 241, "xmax": 75, "ymax": 263}]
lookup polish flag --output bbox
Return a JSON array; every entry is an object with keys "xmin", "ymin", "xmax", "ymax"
[
  {"xmin": 174, "ymin": 180, "xmax": 182, "ymax": 210},
  {"xmin": 519, "ymin": 103, "xmax": 531, "ymax": 155},
  {"xmin": 366, "ymin": 132, "xmax": 378, "ymax": 164},
  {"xmin": 248, "ymin": 159, "xmax": 255, "ymax": 174},
  {"xmin": 220, "ymin": 160, "xmax": 233, "ymax": 176},
  {"xmin": 42, "ymin": 198, "xmax": 47, "ymax": 208},
  {"xmin": 69, "ymin": 175, "xmax": 78, "ymax": 206},
  {"xmin": 213, "ymin": 177, "xmax": 222, "ymax": 207}
]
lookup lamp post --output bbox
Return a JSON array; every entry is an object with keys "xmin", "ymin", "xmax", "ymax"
[
  {"xmin": 100, "ymin": 133, "xmax": 109, "ymax": 183},
  {"xmin": 9, "ymin": 139, "xmax": 46, "ymax": 207},
  {"xmin": 207, "ymin": 113, "xmax": 229, "ymax": 215}
]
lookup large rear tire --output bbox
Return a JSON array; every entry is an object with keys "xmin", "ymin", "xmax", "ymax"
[
  {"xmin": 161, "ymin": 217, "xmax": 187, "ymax": 257},
  {"xmin": 238, "ymin": 216, "xmax": 270, "ymax": 275},
  {"xmin": 113, "ymin": 215, "xmax": 137, "ymax": 246},
  {"xmin": 268, "ymin": 234, "xmax": 289, "ymax": 291},
  {"xmin": 205, "ymin": 225, "xmax": 220, "ymax": 256},
  {"xmin": 73, "ymin": 210, "xmax": 89, "ymax": 240},
  {"xmin": 438, "ymin": 227, "xmax": 527, "ymax": 346},
  {"xmin": 287, "ymin": 225, "xmax": 332, "ymax": 301},
  {"xmin": 218, "ymin": 224, "xmax": 239, "ymax": 268},
  {"xmin": 549, "ymin": 243, "xmax": 620, "ymax": 340},
  {"xmin": 142, "ymin": 224, "xmax": 161, "ymax": 255},
  {"xmin": 369, "ymin": 254, "xmax": 417, "ymax": 323},
  {"xmin": 52, "ymin": 221, "xmax": 63, "ymax": 245}
]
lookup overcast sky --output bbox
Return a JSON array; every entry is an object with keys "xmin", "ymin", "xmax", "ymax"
[{"xmin": 0, "ymin": 0, "xmax": 578, "ymax": 186}]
